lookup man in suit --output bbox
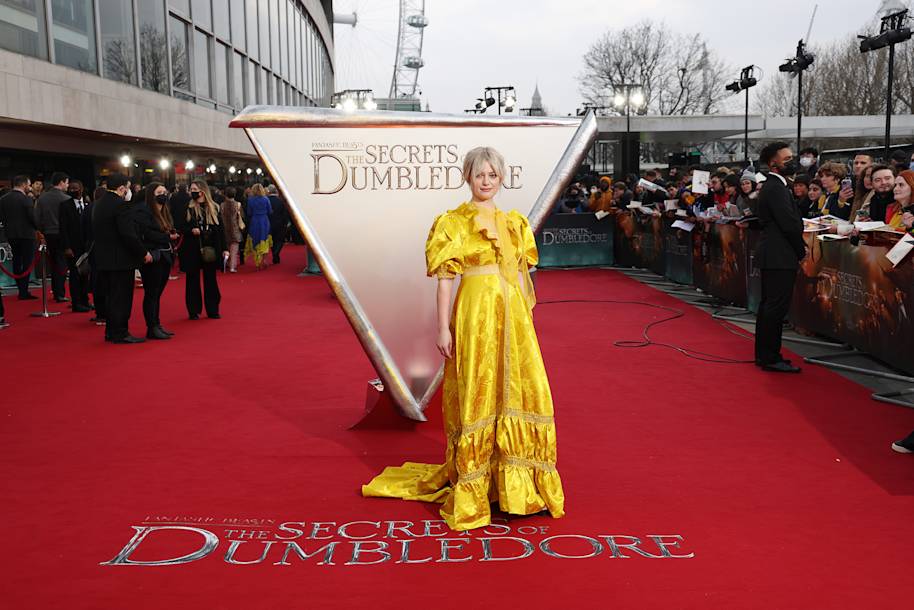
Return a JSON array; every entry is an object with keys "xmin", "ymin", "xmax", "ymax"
[
  {"xmin": 59, "ymin": 179, "xmax": 92, "ymax": 312},
  {"xmin": 0, "ymin": 175, "xmax": 39, "ymax": 300},
  {"xmin": 92, "ymin": 174, "xmax": 151, "ymax": 344},
  {"xmin": 755, "ymin": 141, "xmax": 807, "ymax": 373},
  {"xmin": 267, "ymin": 184, "xmax": 290, "ymax": 264}
]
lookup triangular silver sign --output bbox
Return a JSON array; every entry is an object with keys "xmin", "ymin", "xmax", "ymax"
[{"xmin": 231, "ymin": 108, "xmax": 597, "ymax": 421}]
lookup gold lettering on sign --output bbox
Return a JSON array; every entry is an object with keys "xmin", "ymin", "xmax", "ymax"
[{"xmin": 311, "ymin": 154, "xmax": 347, "ymax": 195}]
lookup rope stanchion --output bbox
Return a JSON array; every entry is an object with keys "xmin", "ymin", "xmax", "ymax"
[
  {"xmin": 0, "ymin": 244, "xmax": 40, "ymax": 280},
  {"xmin": 30, "ymin": 244, "xmax": 61, "ymax": 318}
]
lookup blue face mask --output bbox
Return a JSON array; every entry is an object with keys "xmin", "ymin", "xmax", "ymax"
[{"xmin": 910, "ymin": 162, "xmax": 914, "ymax": 171}]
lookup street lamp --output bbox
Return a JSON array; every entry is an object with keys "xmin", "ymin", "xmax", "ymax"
[
  {"xmin": 725, "ymin": 65, "xmax": 761, "ymax": 166},
  {"xmin": 859, "ymin": 8, "xmax": 911, "ymax": 159},
  {"xmin": 779, "ymin": 40, "xmax": 815, "ymax": 154},
  {"xmin": 612, "ymin": 83, "xmax": 645, "ymax": 178},
  {"xmin": 477, "ymin": 86, "xmax": 516, "ymax": 115}
]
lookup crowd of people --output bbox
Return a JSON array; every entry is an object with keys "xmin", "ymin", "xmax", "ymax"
[
  {"xmin": 555, "ymin": 148, "xmax": 914, "ymax": 236},
  {"xmin": 0, "ymin": 173, "xmax": 293, "ymax": 340}
]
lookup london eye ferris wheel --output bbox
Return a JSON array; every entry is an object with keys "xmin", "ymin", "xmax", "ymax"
[{"xmin": 332, "ymin": 0, "xmax": 429, "ymax": 108}]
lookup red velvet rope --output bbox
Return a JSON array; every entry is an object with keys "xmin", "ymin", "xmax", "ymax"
[{"xmin": 0, "ymin": 244, "xmax": 41, "ymax": 279}]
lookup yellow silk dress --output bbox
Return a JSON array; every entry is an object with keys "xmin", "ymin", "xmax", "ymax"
[{"xmin": 361, "ymin": 201, "xmax": 565, "ymax": 531}]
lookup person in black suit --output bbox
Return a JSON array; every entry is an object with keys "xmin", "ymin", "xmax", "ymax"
[
  {"xmin": 138, "ymin": 182, "xmax": 180, "ymax": 339},
  {"xmin": 177, "ymin": 180, "xmax": 228, "ymax": 320},
  {"xmin": 0, "ymin": 175, "xmax": 39, "ymax": 300},
  {"xmin": 267, "ymin": 185, "xmax": 290, "ymax": 264},
  {"xmin": 91, "ymin": 174, "xmax": 151, "ymax": 344},
  {"xmin": 755, "ymin": 142, "xmax": 807, "ymax": 373},
  {"xmin": 59, "ymin": 179, "xmax": 92, "ymax": 312}
]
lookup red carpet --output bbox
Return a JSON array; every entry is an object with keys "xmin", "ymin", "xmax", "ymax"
[{"xmin": 2, "ymin": 246, "xmax": 913, "ymax": 609}]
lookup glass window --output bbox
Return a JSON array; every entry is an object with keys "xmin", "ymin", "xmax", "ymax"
[
  {"xmin": 138, "ymin": 1, "xmax": 168, "ymax": 93},
  {"xmin": 214, "ymin": 41, "xmax": 229, "ymax": 104},
  {"xmin": 258, "ymin": 0, "xmax": 268, "ymax": 68},
  {"xmin": 277, "ymin": 0, "xmax": 286, "ymax": 78},
  {"xmin": 169, "ymin": 0, "xmax": 190, "ymax": 16},
  {"xmin": 0, "ymin": 0, "xmax": 49, "ymax": 59},
  {"xmin": 275, "ymin": 75, "xmax": 282, "ymax": 104},
  {"xmin": 212, "ymin": 0, "xmax": 229, "ymax": 40},
  {"xmin": 245, "ymin": 0, "xmax": 257, "ymax": 60},
  {"xmin": 169, "ymin": 16, "xmax": 191, "ymax": 91},
  {"xmin": 98, "ymin": 0, "xmax": 136, "ymax": 84},
  {"xmin": 263, "ymin": 67, "xmax": 271, "ymax": 104},
  {"xmin": 246, "ymin": 59, "xmax": 256, "ymax": 105},
  {"xmin": 193, "ymin": 29, "xmax": 211, "ymax": 98},
  {"xmin": 230, "ymin": 0, "xmax": 244, "ymax": 50},
  {"xmin": 50, "ymin": 0, "xmax": 97, "ymax": 73},
  {"xmin": 257, "ymin": 65, "xmax": 266, "ymax": 103},
  {"xmin": 270, "ymin": 0, "xmax": 279, "ymax": 76},
  {"xmin": 191, "ymin": 0, "xmax": 211, "ymax": 31},
  {"xmin": 232, "ymin": 50, "xmax": 244, "ymax": 109}
]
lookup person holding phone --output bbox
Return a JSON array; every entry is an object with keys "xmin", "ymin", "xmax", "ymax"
[
  {"xmin": 177, "ymin": 180, "xmax": 228, "ymax": 320},
  {"xmin": 817, "ymin": 162, "xmax": 853, "ymax": 220}
]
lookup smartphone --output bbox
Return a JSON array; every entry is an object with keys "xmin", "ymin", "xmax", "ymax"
[{"xmin": 840, "ymin": 178, "xmax": 852, "ymax": 190}]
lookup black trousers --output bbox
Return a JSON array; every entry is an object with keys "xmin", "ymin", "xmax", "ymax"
[
  {"xmin": 91, "ymin": 259, "xmax": 106, "ymax": 320},
  {"xmin": 9, "ymin": 237, "xmax": 35, "ymax": 297},
  {"xmin": 140, "ymin": 258, "xmax": 170, "ymax": 330},
  {"xmin": 185, "ymin": 263, "xmax": 220, "ymax": 317},
  {"xmin": 44, "ymin": 233, "xmax": 67, "ymax": 299},
  {"xmin": 755, "ymin": 268, "xmax": 797, "ymax": 365},
  {"xmin": 66, "ymin": 255, "xmax": 90, "ymax": 307},
  {"xmin": 271, "ymin": 224, "xmax": 287, "ymax": 262},
  {"xmin": 100, "ymin": 269, "xmax": 135, "ymax": 340}
]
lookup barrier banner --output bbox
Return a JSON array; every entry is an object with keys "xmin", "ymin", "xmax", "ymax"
[
  {"xmin": 662, "ymin": 219, "xmax": 693, "ymax": 285},
  {"xmin": 692, "ymin": 223, "xmax": 747, "ymax": 307},
  {"xmin": 615, "ymin": 212, "xmax": 664, "ymax": 274},
  {"xmin": 745, "ymin": 228, "xmax": 762, "ymax": 314},
  {"xmin": 535, "ymin": 213, "xmax": 614, "ymax": 268},
  {"xmin": 790, "ymin": 232, "xmax": 914, "ymax": 375}
]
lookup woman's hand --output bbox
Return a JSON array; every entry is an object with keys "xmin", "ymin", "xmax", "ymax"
[
  {"xmin": 191, "ymin": 228, "xmax": 201, "ymax": 236},
  {"xmin": 903, "ymin": 212, "xmax": 914, "ymax": 230},
  {"xmin": 169, "ymin": 231, "xmax": 179, "ymax": 240},
  {"xmin": 436, "ymin": 328, "xmax": 453, "ymax": 359}
]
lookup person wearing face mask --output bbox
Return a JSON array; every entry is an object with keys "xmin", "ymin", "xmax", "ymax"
[
  {"xmin": 138, "ymin": 182, "xmax": 179, "ymax": 339},
  {"xmin": 798, "ymin": 147, "xmax": 819, "ymax": 177},
  {"xmin": 91, "ymin": 174, "xmax": 152, "ymax": 344},
  {"xmin": 755, "ymin": 142, "xmax": 806, "ymax": 373},
  {"xmin": 177, "ymin": 180, "xmax": 228, "ymax": 320},
  {"xmin": 58, "ymin": 179, "xmax": 93, "ymax": 312}
]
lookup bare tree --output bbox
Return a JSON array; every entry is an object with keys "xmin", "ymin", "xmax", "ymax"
[
  {"xmin": 103, "ymin": 39, "xmax": 136, "ymax": 85},
  {"xmin": 579, "ymin": 20, "xmax": 731, "ymax": 115},
  {"xmin": 140, "ymin": 23, "xmax": 170, "ymax": 93}
]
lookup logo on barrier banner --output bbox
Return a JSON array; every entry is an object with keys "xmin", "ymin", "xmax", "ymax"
[{"xmin": 231, "ymin": 109, "xmax": 596, "ymax": 420}]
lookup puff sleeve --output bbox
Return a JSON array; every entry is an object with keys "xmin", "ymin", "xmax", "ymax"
[
  {"xmin": 512, "ymin": 211, "xmax": 539, "ymax": 267},
  {"xmin": 425, "ymin": 212, "xmax": 464, "ymax": 278}
]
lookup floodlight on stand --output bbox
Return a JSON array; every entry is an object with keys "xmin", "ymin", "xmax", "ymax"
[
  {"xmin": 613, "ymin": 94, "xmax": 626, "ymax": 108},
  {"xmin": 363, "ymin": 97, "xmax": 377, "ymax": 111},
  {"xmin": 485, "ymin": 97, "xmax": 495, "ymax": 108},
  {"xmin": 342, "ymin": 97, "xmax": 357, "ymax": 112},
  {"xmin": 630, "ymin": 91, "xmax": 645, "ymax": 108}
]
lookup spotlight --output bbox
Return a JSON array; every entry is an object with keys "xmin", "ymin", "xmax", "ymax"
[
  {"xmin": 229, "ymin": 165, "xmax": 237, "ymax": 174},
  {"xmin": 208, "ymin": 163, "xmax": 217, "ymax": 173},
  {"xmin": 158, "ymin": 157, "xmax": 170, "ymax": 170},
  {"xmin": 334, "ymin": 102, "xmax": 343, "ymax": 110},
  {"xmin": 363, "ymin": 96, "xmax": 377, "ymax": 111},
  {"xmin": 630, "ymin": 91, "xmax": 645, "ymax": 108},
  {"xmin": 613, "ymin": 94, "xmax": 626, "ymax": 108},
  {"xmin": 246, "ymin": 168, "xmax": 253, "ymax": 175},
  {"xmin": 255, "ymin": 168, "xmax": 262, "ymax": 175},
  {"xmin": 342, "ymin": 97, "xmax": 357, "ymax": 112},
  {"xmin": 185, "ymin": 160, "xmax": 195, "ymax": 171},
  {"xmin": 119, "ymin": 154, "xmax": 131, "ymax": 168}
]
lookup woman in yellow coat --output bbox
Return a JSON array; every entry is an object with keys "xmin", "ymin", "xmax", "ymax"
[{"xmin": 362, "ymin": 147, "xmax": 565, "ymax": 531}]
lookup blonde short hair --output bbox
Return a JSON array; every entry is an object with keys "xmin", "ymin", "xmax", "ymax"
[{"xmin": 462, "ymin": 147, "xmax": 506, "ymax": 184}]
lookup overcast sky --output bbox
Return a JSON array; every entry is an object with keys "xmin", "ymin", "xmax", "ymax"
[{"xmin": 333, "ymin": 0, "xmax": 906, "ymax": 116}]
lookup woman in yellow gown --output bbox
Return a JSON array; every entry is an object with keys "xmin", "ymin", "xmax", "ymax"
[{"xmin": 362, "ymin": 147, "xmax": 565, "ymax": 531}]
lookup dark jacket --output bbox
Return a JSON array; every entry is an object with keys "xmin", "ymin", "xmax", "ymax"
[
  {"xmin": 59, "ymin": 198, "xmax": 91, "ymax": 256},
  {"xmin": 91, "ymin": 191, "xmax": 147, "ymax": 271},
  {"xmin": 177, "ymin": 203, "xmax": 226, "ymax": 269},
  {"xmin": 0, "ymin": 189, "xmax": 38, "ymax": 240},
  {"xmin": 268, "ymin": 194, "xmax": 289, "ymax": 231},
  {"xmin": 822, "ymin": 190, "xmax": 852, "ymax": 221},
  {"xmin": 136, "ymin": 204, "xmax": 173, "ymax": 264},
  {"xmin": 757, "ymin": 174, "xmax": 806, "ymax": 270},
  {"xmin": 36, "ymin": 187, "xmax": 69, "ymax": 235}
]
